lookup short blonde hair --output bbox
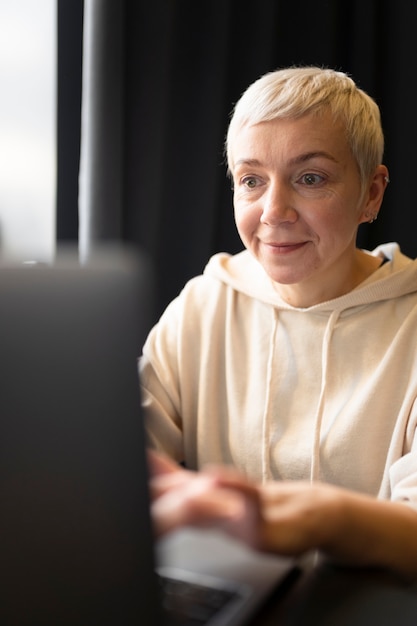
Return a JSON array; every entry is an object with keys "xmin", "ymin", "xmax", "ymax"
[{"xmin": 226, "ymin": 66, "xmax": 384, "ymax": 185}]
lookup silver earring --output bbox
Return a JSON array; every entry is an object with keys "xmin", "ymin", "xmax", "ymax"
[
  {"xmin": 384, "ymin": 176, "xmax": 390, "ymax": 183},
  {"xmin": 369, "ymin": 215, "xmax": 378, "ymax": 223}
]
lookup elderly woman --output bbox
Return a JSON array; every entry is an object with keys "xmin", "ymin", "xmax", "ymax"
[{"xmin": 140, "ymin": 66, "xmax": 417, "ymax": 580}]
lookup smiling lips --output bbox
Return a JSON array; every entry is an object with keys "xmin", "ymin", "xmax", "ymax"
[{"xmin": 262, "ymin": 241, "xmax": 307, "ymax": 254}]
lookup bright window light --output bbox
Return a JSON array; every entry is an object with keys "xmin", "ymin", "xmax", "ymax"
[{"xmin": 0, "ymin": 0, "xmax": 56, "ymax": 262}]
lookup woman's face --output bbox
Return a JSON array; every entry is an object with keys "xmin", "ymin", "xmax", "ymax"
[{"xmin": 230, "ymin": 111, "xmax": 386, "ymax": 306}]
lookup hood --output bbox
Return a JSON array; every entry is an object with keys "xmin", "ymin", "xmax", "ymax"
[{"xmin": 204, "ymin": 242, "xmax": 417, "ymax": 313}]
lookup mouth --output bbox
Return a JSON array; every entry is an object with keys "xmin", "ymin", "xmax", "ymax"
[{"xmin": 262, "ymin": 241, "xmax": 307, "ymax": 254}]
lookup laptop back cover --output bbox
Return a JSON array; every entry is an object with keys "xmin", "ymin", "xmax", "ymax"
[{"xmin": 0, "ymin": 247, "xmax": 161, "ymax": 625}]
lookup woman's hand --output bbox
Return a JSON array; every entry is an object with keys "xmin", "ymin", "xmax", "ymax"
[
  {"xmin": 147, "ymin": 450, "xmax": 341, "ymax": 554},
  {"xmin": 147, "ymin": 450, "xmax": 417, "ymax": 581},
  {"xmin": 147, "ymin": 449, "xmax": 261, "ymax": 546}
]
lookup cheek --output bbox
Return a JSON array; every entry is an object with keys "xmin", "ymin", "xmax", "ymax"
[{"xmin": 234, "ymin": 201, "xmax": 260, "ymax": 237}]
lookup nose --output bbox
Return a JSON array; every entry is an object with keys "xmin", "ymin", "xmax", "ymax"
[{"xmin": 260, "ymin": 181, "xmax": 298, "ymax": 226}]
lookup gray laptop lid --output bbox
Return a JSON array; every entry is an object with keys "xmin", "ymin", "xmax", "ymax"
[{"xmin": 0, "ymin": 247, "xmax": 161, "ymax": 625}]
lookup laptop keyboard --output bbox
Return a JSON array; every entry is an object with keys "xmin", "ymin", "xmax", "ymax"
[{"xmin": 158, "ymin": 571, "xmax": 243, "ymax": 626}]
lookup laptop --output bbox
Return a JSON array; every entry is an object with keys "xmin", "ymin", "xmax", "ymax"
[{"xmin": 0, "ymin": 245, "xmax": 298, "ymax": 625}]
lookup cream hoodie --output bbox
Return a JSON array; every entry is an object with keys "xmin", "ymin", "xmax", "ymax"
[{"xmin": 140, "ymin": 243, "xmax": 417, "ymax": 507}]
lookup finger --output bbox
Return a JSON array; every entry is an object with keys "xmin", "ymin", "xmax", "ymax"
[
  {"xmin": 147, "ymin": 448, "xmax": 184, "ymax": 476},
  {"xmin": 151, "ymin": 475, "xmax": 222, "ymax": 536},
  {"xmin": 149, "ymin": 471, "xmax": 194, "ymax": 500},
  {"xmin": 202, "ymin": 464, "xmax": 260, "ymax": 500},
  {"xmin": 151, "ymin": 475, "xmax": 261, "ymax": 546}
]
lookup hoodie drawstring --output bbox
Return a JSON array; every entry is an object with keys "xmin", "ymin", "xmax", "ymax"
[
  {"xmin": 310, "ymin": 309, "xmax": 341, "ymax": 483},
  {"xmin": 261, "ymin": 309, "xmax": 279, "ymax": 483}
]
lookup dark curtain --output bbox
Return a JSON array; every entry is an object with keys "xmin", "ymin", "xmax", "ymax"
[{"xmin": 58, "ymin": 0, "xmax": 417, "ymax": 323}]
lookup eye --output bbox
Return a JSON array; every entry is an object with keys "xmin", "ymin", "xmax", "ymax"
[
  {"xmin": 241, "ymin": 176, "xmax": 259, "ymax": 189},
  {"xmin": 299, "ymin": 173, "xmax": 324, "ymax": 186}
]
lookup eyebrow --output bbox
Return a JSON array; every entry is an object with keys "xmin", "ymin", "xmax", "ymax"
[
  {"xmin": 289, "ymin": 151, "xmax": 338, "ymax": 165},
  {"xmin": 234, "ymin": 151, "xmax": 339, "ymax": 169}
]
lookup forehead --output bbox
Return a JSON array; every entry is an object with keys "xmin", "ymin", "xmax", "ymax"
[{"xmin": 230, "ymin": 111, "xmax": 351, "ymax": 171}]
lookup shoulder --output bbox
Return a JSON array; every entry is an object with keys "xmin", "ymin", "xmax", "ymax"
[{"xmin": 150, "ymin": 251, "xmax": 271, "ymax": 337}]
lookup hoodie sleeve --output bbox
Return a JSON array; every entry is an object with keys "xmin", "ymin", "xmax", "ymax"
[
  {"xmin": 389, "ymin": 399, "xmax": 417, "ymax": 511},
  {"xmin": 139, "ymin": 270, "xmax": 229, "ymax": 466},
  {"xmin": 139, "ymin": 291, "xmax": 185, "ymax": 462}
]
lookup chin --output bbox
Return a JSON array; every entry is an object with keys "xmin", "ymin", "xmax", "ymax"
[
  {"xmin": 267, "ymin": 270, "xmax": 304, "ymax": 286},
  {"xmin": 260, "ymin": 254, "xmax": 317, "ymax": 286}
]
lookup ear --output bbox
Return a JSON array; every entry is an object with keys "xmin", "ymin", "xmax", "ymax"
[{"xmin": 358, "ymin": 165, "xmax": 390, "ymax": 225}]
